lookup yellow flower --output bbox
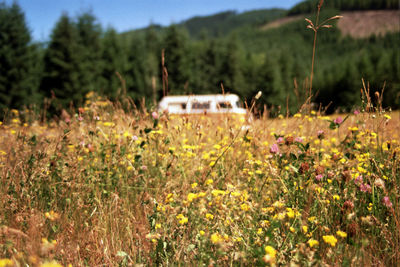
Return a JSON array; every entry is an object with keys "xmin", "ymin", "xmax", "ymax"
[
  {"xmin": 336, "ymin": 230, "xmax": 347, "ymax": 238},
  {"xmin": 0, "ymin": 259, "xmax": 14, "ymax": 267},
  {"xmin": 199, "ymin": 230, "xmax": 205, "ymax": 236},
  {"xmin": 264, "ymin": 245, "xmax": 277, "ymax": 259},
  {"xmin": 211, "ymin": 233, "xmax": 223, "ymax": 244},
  {"xmin": 40, "ymin": 260, "xmax": 63, "ymax": 267},
  {"xmin": 240, "ymin": 203, "xmax": 250, "ymax": 211},
  {"xmin": 307, "ymin": 239, "xmax": 319, "ymax": 248},
  {"xmin": 333, "ymin": 194, "xmax": 340, "ymax": 201},
  {"xmin": 155, "ymin": 223, "xmax": 161, "ymax": 230},
  {"xmin": 302, "ymin": 225, "xmax": 308, "ymax": 234},
  {"xmin": 286, "ymin": 208, "xmax": 295, "ymax": 219},
  {"xmin": 384, "ymin": 114, "xmax": 391, "ymax": 120},
  {"xmin": 45, "ymin": 211, "xmax": 60, "ymax": 221},
  {"xmin": 178, "ymin": 217, "xmax": 188, "ymax": 225},
  {"xmin": 187, "ymin": 193, "xmax": 197, "ymax": 202},
  {"xmin": 191, "ymin": 182, "xmax": 198, "ymax": 189},
  {"xmin": 205, "ymin": 179, "xmax": 213, "ymax": 185},
  {"xmin": 322, "ymin": 235, "xmax": 338, "ymax": 247},
  {"xmin": 205, "ymin": 213, "xmax": 214, "ymax": 220}
]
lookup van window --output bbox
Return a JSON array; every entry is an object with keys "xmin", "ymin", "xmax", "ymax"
[
  {"xmin": 192, "ymin": 102, "xmax": 210, "ymax": 109},
  {"xmin": 217, "ymin": 102, "xmax": 232, "ymax": 109},
  {"xmin": 168, "ymin": 102, "xmax": 187, "ymax": 111}
]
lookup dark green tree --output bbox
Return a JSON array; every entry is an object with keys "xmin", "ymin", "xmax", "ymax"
[
  {"xmin": 0, "ymin": 2, "xmax": 38, "ymax": 110},
  {"xmin": 163, "ymin": 25, "xmax": 190, "ymax": 95},
  {"xmin": 99, "ymin": 27, "xmax": 126, "ymax": 99},
  {"xmin": 40, "ymin": 13, "xmax": 81, "ymax": 109},
  {"xmin": 217, "ymin": 35, "xmax": 245, "ymax": 96},
  {"xmin": 125, "ymin": 36, "xmax": 148, "ymax": 101},
  {"xmin": 75, "ymin": 12, "xmax": 102, "ymax": 95}
]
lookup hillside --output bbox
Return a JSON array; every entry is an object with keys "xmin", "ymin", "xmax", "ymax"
[{"xmin": 261, "ymin": 10, "xmax": 400, "ymax": 38}]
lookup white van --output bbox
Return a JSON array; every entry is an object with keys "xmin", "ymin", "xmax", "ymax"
[{"xmin": 158, "ymin": 94, "xmax": 247, "ymax": 115}]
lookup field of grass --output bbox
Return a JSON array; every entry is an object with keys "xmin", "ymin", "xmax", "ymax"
[{"xmin": 0, "ymin": 92, "xmax": 399, "ymax": 266}]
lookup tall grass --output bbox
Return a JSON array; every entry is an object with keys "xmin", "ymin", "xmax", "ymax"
[{"xmin": 0, "ymin": 92, "xmax": 399, "ymax": 266}]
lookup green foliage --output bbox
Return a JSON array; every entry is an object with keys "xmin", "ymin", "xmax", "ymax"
[
  {"xmin": 99, "ymin": 27, "xmax": 126, "ymax": 99},
  {"xmin": 183, "ymin": 9, "xmax": 286, "ymax": 39},
  {"xmin": 40, "ymin": 13, "xmax": 82, "ymax": 109},
  {"xmin": 0, "ymin": 2, "xmax": 39, "ymax": 111},
  {"xmin": 163, "ymin": 25, "xmax": 190, "ymax": 95}
]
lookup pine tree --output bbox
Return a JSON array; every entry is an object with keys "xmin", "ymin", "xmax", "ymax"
[
  {"xmin": 41, "ymin": 13, "xmax": 81, "ymax": 109},
  {"xmin": 99, "ymin": 27, "xmax": 126, "ymax": 99},
  {"xmin": 217, "ymin": 35, "xmax": 245, "ymax": 96},
  {"xmin": 0, "ymin": 2, "xmax": 37, "ymax": 110},
  {"xmin": 75, "ymin": 12, "xmax": 102, "ymax": 96},
  {"xmin": 125, "ymin": 36, "xmax": 148, "ymax": 101},
  {"xmin": 163, "ymin": 25, "xmax": 190, "ymax": 95}
]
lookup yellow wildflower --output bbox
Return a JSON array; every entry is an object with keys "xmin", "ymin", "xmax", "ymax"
[
  {"xmin": 322, "ymin": 235, "xmax": 338, "ymax": 247},
  {"xmin": 210, "ymin": 233, "xmax": 223, "ymax": 244},
  {"xmin": 40, "ymin": 260, "xmax": 63, "ymax": 267},
  {"xmin": 187, "ymin": 193, "xmax": 197, "ymax": 202},
  {"xmin": 336, "ymin": 230, "xmax": 347, "ymax": 238},
  {"xmin": 263, "ymin": 245, "xmax": 277, "ymax": 264},
  {"xmin": 307, "ymin": 239, "xmax": 319, "ymax": 248},
  {"xmin": 0, "ymin": 259, "xmax": 13, "ymax": 267},
  {"xmin": 205, "ymin": 213, "xmax": 214, "ymax": 220}
]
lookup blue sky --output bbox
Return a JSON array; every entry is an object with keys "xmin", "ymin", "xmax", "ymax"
[{"xmin": 4, "ymin": 0, "xmax": 303, "ymax": 41}]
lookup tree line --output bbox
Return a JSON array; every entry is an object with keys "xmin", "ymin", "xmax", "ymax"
[{"xmin": 0, "ymin": 1, "xmax": 399, "ymax": 117}]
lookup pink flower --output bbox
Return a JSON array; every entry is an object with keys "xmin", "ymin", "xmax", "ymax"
[
  {"xmin": 359, "ymin": 183, "xmax": 371, "ymax": 193},
  {"xmin": 354, "ymin": 175, "xmax": 363, "ymax": 185},
  {"xmin": 295, "ymin": 137, "xmax": 303, "ymax": 143},
  {"xmin": 270, "ymin": 144, "xmax": 280, "ymax": 154},
  {"xmin": 141, "ymin": 165, "xmax": 148, "ymax": 171},
  {"xmin": 277, "ymin": 137, "xmax": 284, "ymax": 144},
  {"xmin": 315, "ymin": 174, "xmax": 323, "ymax": 181},
  {"xmin": 334, "ymin": 116, "xmax": 343, "ymax": 124},
  {"xmin": 382, "ymin": 196, "xmax": 392, "ymax": 208},
  {"xmin": 132, "ymin": 135, "xmax": 138, "ymax": 141},
  {"xmin": 152, "ymin": 111, "xmax": 159, "ymax": 120},
  {"xmin": 354, "ymin": 110, "xmax": 360, "ymax": 115}
]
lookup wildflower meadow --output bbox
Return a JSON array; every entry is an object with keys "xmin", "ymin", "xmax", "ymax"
[{"xmin": 0, "ymin": 92, "xmax": 399, "ymax": 266}]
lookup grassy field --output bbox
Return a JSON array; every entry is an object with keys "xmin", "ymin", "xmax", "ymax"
[{"xmin": 0, "ymin": 93, "xmax": 399, "ymax": 266}]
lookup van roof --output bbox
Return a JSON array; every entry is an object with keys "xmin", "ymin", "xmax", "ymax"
[{"xmin": 159, "ymin": 94, "xmax": 240, "ymax": 102}]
